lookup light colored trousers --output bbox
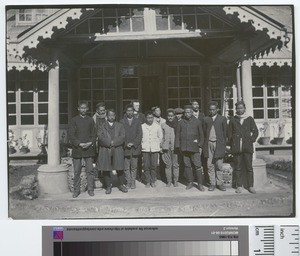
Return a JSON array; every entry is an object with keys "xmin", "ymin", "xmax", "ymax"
[{"xmin": 207, "ymin": 141, "xmax": 224, "ymax": 186}]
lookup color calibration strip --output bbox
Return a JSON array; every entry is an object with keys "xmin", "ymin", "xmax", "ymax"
[{"xmin": 59, "ymin": 241, "xmax": 239, "ymax": 256}]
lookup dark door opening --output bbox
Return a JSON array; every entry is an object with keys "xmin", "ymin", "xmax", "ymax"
[{"xmin": 141, "ymin": 76, "xmax": 160, "ymax": 113}]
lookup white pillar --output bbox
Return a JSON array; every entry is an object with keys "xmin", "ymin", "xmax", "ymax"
[
  {"xmin": 48, "ymin": 59, "xmax": 60, "ymax": 166},
  {"xmin": 236, "ymin": 66, "xmax": 242, "ymax": 101},
  {"xmin": 38, "ymin": 55, "xmax": 69, "ymax": 195},
  {"xmin": 241, "ymin": 58, "xmax": 254, "ymax": 117}
]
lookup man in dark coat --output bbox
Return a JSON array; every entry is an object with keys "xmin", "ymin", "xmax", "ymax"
[
  {"xmin": 98, "ymin": 109, "xmax": 128, "ymax": 194},
  {"xmin": 191, "ymin": 99, "xmax": 205, "ymax": 121},
  {"xmin": 120, "ymin": 104, "xmax": 142, "ymax": 189},
  {"xmin": 175, "ymin": 105, "xmax": 205, "ymax": 191},
  {"xmin": 228, "ymin": 101, "xmax": 259, "ymax": 194},
  {"xmin": 203, "ymin": 101, "xmax": 227, "ymax": 192},
  {"xmin": 69, "ymin": 101, "xmax": 96, "ymax": 198}
]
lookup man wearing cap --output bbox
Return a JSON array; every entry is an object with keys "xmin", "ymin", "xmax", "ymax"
[
  {"xmin": 228, "ymin": 101, "xmax": 258, "ymax": 194},
  {"xmin": 203, "ymin": 101, "xmax": 227, "ymax": 192},
  {"xmin": 175, "ymin": 105, "xmax": 205, "ymax": 191},
  {"xmin": 175, "ymin": 108, "xmax": 184, "ymax": 122}
]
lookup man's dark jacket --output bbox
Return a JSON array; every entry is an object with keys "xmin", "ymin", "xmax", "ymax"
[
  {"xmin": 228, "ymin": 116, "xmax": 258, "ymax": 154},
  {"xmin": 120, "ymin": 117, "xmax": 142, "ymax": 157},
  {"xmin": 175, "ymin": 116, "xmax": 204, "ymax": 153},
  {"xmin": 203, "ymin": 114, "xmax": 227, "ymax": 158}
]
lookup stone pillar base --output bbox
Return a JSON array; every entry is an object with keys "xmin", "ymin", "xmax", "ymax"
[
  {"xmin": 253, "ymin": 158, "xmax": 268, "ymax": 190},
  {"xmin": 38, "ymin": 164, "xmax": 69, "ymax": 195}
]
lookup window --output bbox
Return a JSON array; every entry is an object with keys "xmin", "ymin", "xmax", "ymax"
[
  {"xmin": 17, "ymin": 9, "xmax": 58, "ymax": 25},
  {"xmin": 167, "ymin": 64, "xmax": 202, "ymax": 108},
  {"xmin": 121, "ymin": 66, "xmax": 139, "ymax": 109},
  {"xmin": 252, "ymin": 65, "xmax": 293, "ymax": 120},
  {"xmin": 79, "ymin": 66, "xmax": 117, "ymax": 117},
  {"xmin": 7, "ymin": 69, "xmax": 69, "ymax": 126},
  {"xmin": 155, "ymin": 7, "xmax": 231, "ymax": 31},
  {"xmin": 70, "ymin": 8, "xmax": 144, "ymax": 34}
]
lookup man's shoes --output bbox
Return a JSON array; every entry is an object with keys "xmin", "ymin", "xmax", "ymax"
[
  {"xmin": 131, "ymin": 181, "xmax": 136, "ymax": 189},
  {"xmin": 208, "ymin": 185, "xmax": 215, "ymax": 191},
  {"xmin": 145, "ymin": 183, "xmax": 150, "ymax": 188},
  {"xmin": 105, "ymin": 186, "xmax": 112, "ymax": 194},
  {"xmin": 166, "ymin": 182, "xmax": 172, "ymax": 187},
  {"xmin": 151, "ymin": 182, "xmax": 156, "ymax": 188},
  {"xmin": 198, "ymin": 184, "xmax": 205, "ymax": 192},
  {"xmin": 118, "ymin": 185, "xmax": 128, "ymax": 193},
  {"xmin": 218, "ymin": 185, "xmax": 226, "ymax": 191},
  {"xmin": 88, "ymin": 190, "xmax": 94, "ymax": 196},
  {"xmin": 235, "ymin": 187, "xmax": 242, "ymax": 194},
  {"xmin": 248, "ymin": 187, "xmax": 256, "ymax": 194},
  {"xmin": 186, "ymin": 182, "xmax": 194, "ymax": 190},
  {"xmin": 174, "ymin": 181, "xmax": 178, "ymax": 187},
  {"xmin": 125, "ymin": 183, "xmax": 131, "ymax": 190},
  {"xmin": 72, "ymin": 191, "xmax": 80, "ymax": 198}
]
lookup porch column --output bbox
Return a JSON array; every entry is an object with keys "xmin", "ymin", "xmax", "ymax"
[
  {"xmin": 236, "ymin": 65, "xmax": 242, "ymax": 101},
  {"xmin": 241, "ymin": 58, "xmax": 254, "ymax": 117},
  {"xmin": 38, "ymin": 55, "xmax": 69, "ymax": 195}
]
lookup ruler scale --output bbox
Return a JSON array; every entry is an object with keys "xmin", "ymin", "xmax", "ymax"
[{"xmin": 250, "ymin": 225, "xmax": 299, "ymax": 256}]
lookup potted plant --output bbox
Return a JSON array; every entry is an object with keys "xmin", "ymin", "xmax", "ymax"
[
  {"xmin": 272, "ymin": 121, "xmax": 285, "ymax": 145},
  {"xmin": 18, "ymin": 134, "xmax": 30, "ymax": 154},
  {"xmin": 8, "ymin": 129, "xmax": 18, "ymax": 154},
  {"xmin": 258, "ymin": 122, "xmax": 270, "ymax": 145}
]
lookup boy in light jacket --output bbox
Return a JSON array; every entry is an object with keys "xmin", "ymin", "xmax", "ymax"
[{"xmin": 141, "ymin": 111, "xmax": 163, "ymax": 188}]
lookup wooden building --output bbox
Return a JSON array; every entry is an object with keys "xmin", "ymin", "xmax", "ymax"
[{"xmin": 6, "ymin": 6, "xmax": 294, "ymax": 193}]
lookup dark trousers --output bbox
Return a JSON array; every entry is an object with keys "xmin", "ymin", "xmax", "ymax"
[
  {"xmin": 182, "ymin": 151, "xmax": 203, "ymax": 185},
  {"xmin": 143, "ymin": 152, "xmax": 159, "ymax": 184},
  {"xmin": 103, "ymin": 170, "xmax": 125, "ymax": 188},
  {"xmin": 73, "ymin": 157, "xmax": 94, "ymax": 192},
  {"xmin": 234, "ymin": 152, "xmax": 254, "ymax": 188},
  {"xmin": 124, "ymin": 156, "xmax": 138, "ymax": 184}
]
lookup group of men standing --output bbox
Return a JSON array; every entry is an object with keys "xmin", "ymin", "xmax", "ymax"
[{"xmin": 69, "ymin": 99, "xmax": 258, "ymax": 198}]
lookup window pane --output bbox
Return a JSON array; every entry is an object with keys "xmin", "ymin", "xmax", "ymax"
[
  {"xmin": 123, "ymin": 78, "xmax": 138, "ymax": 89},
  {"xmin": 118, "ymin": 17, "xmax": 131, "ymax": 32},
  {"xmin": 21, "ymin": 115, "xmax": 34, "ymax": 125},
  {"xmin": 104, "ymin": 18, "xmax": 117, "ymax": 33},
  {"xmin": 168, "ymin": 77, "xmax": 178, "ymax": 87},
  {"xmin": 211, "ymin": 78, "xmax": 220, "ymax": 87},
  {"xmin": 8, "ymin": 104, "xmax": 16, "ymax": 114},
  {"xmin": 38, "ymin": 91, "xmax": 48, "ymax": 102},
  {"xmin": 190, "ymin": 77, "xmax": 200, "ymax": 87},
  {"xmin": 104, "ymin": 79, "xmax": 116, "ymax": 89},
  {"xmin": 89, "ymin": 18, "xmax": 103, "ymax": 34},
  {"xmin": 7, "ymin": 92, "xmax": 16, "ymax": 102},
  {"xmin": 80, "ymin": 68, "xmax": 91, "ymax": 78},
  {"xmin": 253, "ymin": 99, "xmax": 264, "ymax": 108},
  {"xmin": 179, "ymin": 77, "xmax": 189, "ymax": 87},
  {"xmin": 21, "ymin": 104, "xmax": 34, "ymax": 113},
  {"xmin": 38, "ymin": 115, "xmax": 48, "ymax": 125},
  {"xmin": 132, "ymin": 17, "xmax": 144, "ymax": 31},
  {"xmin": 253, "ymin": 87, "xmax": 263, "ymax": 97},
  {"xmin": 21, "ymin": 92, "xmax": 33, "ymax": 102},
  {"xmin": 183, "ymin": 15, "xmax": 196, "ymax": 30},
  {"xmin": 282, "ymin": 108, "xmax": 292, "ymax": 118},
  {"xmin": 267, "ymin": 99, "xmax": 279, "ymax": 108},
  {"xmin": 38, "ymin": 104, "xmax": 48, "ymax": 114},
  {"xmin": 268, "ymin": 109, "xmax": 279, "ymax": 119},
  {"xmin": 105, "ymin": 90, "xmax": 116, "ymax": 100},
  {"xmin": 156, "ymin": 16, "xmax": 168, "ymax": 30},
  {"xmin": 170, "ymin": 15, "xmax": 182, "ymax": 30},
  {"xmin": 267, "ymin": 87, "xmax": 278, "ymax": 97},
  {"xmin": 92, "ymin": 67, "xmax": 103, "ymax": 78},
  {"xmin": 8, "ymin": 115, "xmax": 16, "ymax": 125},
  {"xmin": 168, "ymin": 99, "xmax": 178, "ymax": 108},
  {"xmin": 123, "ymin": 89, "xmax": 138, "ymax": 99},
  {"xmin": 254, "ymin": 109, "xmax": 264, "ymax": 119},
  {"xmin": 211, "ymin": 89, "xmax": 221, "ymax": 98},
  {"xmin": 80, "ymin": 90, "xmax": 91, "ymax": 100},
  {"xmin": 168, "ymin": 88, "xmax": 178, "ymax": 98},
  {"xmin": 104, "ymin": 67, "xmax": 115, "ymax": 77},
  {"xmin": 282, "ymin": 98, "xmax": 292, "ymax": 109},
  {"xmin": 60, "ymin": 103, "xmax": 68, "ymax": 112},
  {"xmin": 191, "ymin": 87, "xmax": 201, "ymax": 98},
  {"xmin": 179, "ymin": 88, "xmax": 189, "ymax": 98},
  {"xmin": 80, "ymin": 79, "xmax": 91, "ymax": 89},
  {"xmin": 92, "ymin": 79, "xmax": 104, "ymax": 89},
  {"xmin": 179, "ymin": 66, "xmax": 189, "ymax": 76},
  {"xmin": 93, "ymin": 90, "xmax": 104, "ymax": 101},
  {"xmin": 210, "ymin": 16, "xmax": 223, "ymax": 29},
  {"xmin": 76, "ymin": 20, "xmax": 89, "ymax": 34},
  {"xmin": 60, "ymin": 91, "xmax": 68, "ymax": 102},
  {"xmin": 252, "ymin": 76, "xmax": 264, "ymax": 87}
]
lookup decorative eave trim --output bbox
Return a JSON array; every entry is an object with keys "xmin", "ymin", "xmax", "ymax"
[
  {"xmin": 223, "ymin": 6, "xmax": 288, "ymax": 43},
  {"xmin": 7, "ymin": 8, "xmax": 86, "ymax": 71},
  {"xmin": 252, "ymin": 58, "xmax": 292, "ymax": 67}
]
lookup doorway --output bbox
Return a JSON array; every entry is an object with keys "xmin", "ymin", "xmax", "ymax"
[{"xmin": 141, "ymin": 76, "xmax": 160, "ymax": 112}]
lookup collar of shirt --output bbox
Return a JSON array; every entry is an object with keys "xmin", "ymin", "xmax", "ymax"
[
  {"xmin": 80, "ymin": 114, "xmax": 87, "ymax": 118},
  {"xmin": 211, "ymin": 114, "xmax": 217, "ymax": 121},
  {"xmin": 108, "ymin": 121, "xmax": 114, "ymax": 126}
]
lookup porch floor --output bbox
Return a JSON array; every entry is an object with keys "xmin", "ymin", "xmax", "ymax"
[{"xmin": 9, "ymin": 178, "xmax": 293, "ymax": 219}]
